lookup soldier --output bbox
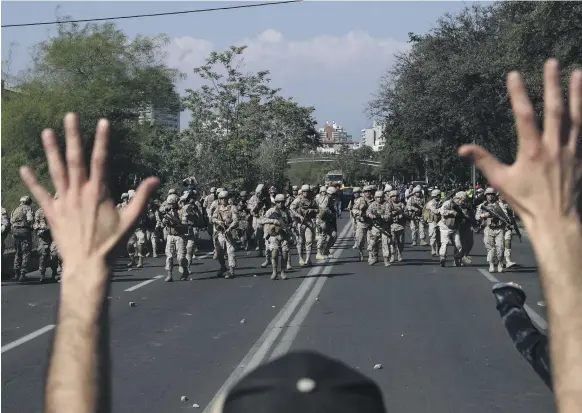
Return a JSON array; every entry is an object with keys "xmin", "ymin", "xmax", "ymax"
[
  {"xmin": 386, "ymin": 190, "xmax": 406, "ymax": 263},
  {"xmin": 458, "ymin": 193, "xmax": 477, "ymax": 265},
  {"xmin": 126, "ymin": 191, "xmax": 149, "ymax": 269},
  {"xmin": 286, "ymin": 185, "xmax": 299, "ymax": 209},
  {"xmin": 261, "ymin": 194, "xmax": 293, "ymax": 280},
  {"xmin": 333, "ymin": 183, "xmax": 343, "ymax": 219},
  {"xmin": 161, "ymin": 193, "xmax": 187, "ymax": 282},
  {"xmin": 235, "ymin": 191, "xmax": 251, "ymax": 250},
  {"xmin": 347, "ymin": 187, "xmax": 361, "ymax": 245},
  {"xmin": 116, "ymin": 193, "xmax": 129, "ymax": 210},
  {"xmin": 248, "ymin": 184, "xmax": 271, "ymax": 263},
  {"xmin": 406, "ymin": 186, "xmax": 427, "ymax": 246},
  {"xmin": 146, "ymin": 201, "xmax": 161, "ymax": 258},
  {"xmin": 33, "ymin": 202, "xmax": 58, "ymax": 282},
  {"xmin": 1, "ymin": 206, "xmax": 10, "ymax": 256},
  {"xmin": 352, "ymin": 185, "xmax": 373, "ymax": 262},
  {"xmin": 290, "ymin": 185, "xmax": 318, "ymax": 266},
  {"xmin": 180, "ymin": 190, "xmax": 204, "ymax": 270},
  {"xmin": 424, "ymin": 189, "xmax": 442, "ymax": 256},
  {"xmin": 438, "ymin": 191, "xmax": 465, "ymax": 267},
  {"xmin": 50, "ymin": 193, "xmax": 63, "ymax": 279},
  {"xmin": 208, "ymin": 187, "xmax": 225, "ymax": 259},
  {"xmin": 476, "ymin": 187, "xmax": 506, "ymax": 273},
  {"xmin": 212, "ymin": 190, "xmax": 239, "ymax": 278},
  {"xmin": 315, "ymin": 186, "xmax": 338, "ymax": 260},
  {"xmin": 366, "ymin": 190, "xmax": 392, "ymax": 266},
  {"xmin": 498, "ymin": 194, "xmax": 518, "ymax": 268},
  {"xmin": 11, "ymin": 196, "xmax": 34, "ymax": 281},
  {"xmin": 315, "ymin": 186, "xmax": 326, "ymax": 205}
]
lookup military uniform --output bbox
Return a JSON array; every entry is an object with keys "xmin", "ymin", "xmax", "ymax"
[
  {"xmin": 424, "ymin": 189, "xmax": 442, "ymax": 256},
  {"xmin": 386, "ymin": 190, "xmax": 406, "ymax": 263},
  {"xmin": 438, "ymin": 192, "xmax": 465, "ymax": 267},
  {"xmin": 34, "ymin": 207, "xmax": 58, "ymax": 281},
  {"xmin": 11, "ymin": 197, "xmax": 34, "ymax": 281},
  {"xmin": 352, "ymin": 186, "xmax": 373, "ymax": 261},
  {"xmin": 290, "ymin": 185, "xmax": 318, "ymax": 266},
  {"xmin": 261, "ymin": 194, "xmax": 293, "ymax": 280},
  {"xmin": 406, "ymin": 186, "xmax": 426, "ymax": 246},
  {"xmin": 315, "ymin": 187, "xmax": 338, "ymax": 260},
  {"xmin": 476, "ymin": 188, "xmax": 506, "ymax": 273},
  {"xmin": 162, "ymin": 194, "xmax": 187, "ymax": 282},
  {"xmin": 212, "ymin": 191, "xmax": 239, "ymax": 278},
  {"xmin": 366, "ymin": 191, "xmax": 392, "ymax": 266}
]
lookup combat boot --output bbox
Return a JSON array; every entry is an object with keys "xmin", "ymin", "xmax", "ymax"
[
  {"xmin": 180, "ymin": 266, "xmax": 189, "ymax": 281},
  {"xmin": 299, "ymin": 257, "xmax": 305, "ymax": 266},
  {"xmin": 397, "ymin": 252, "xmax": 403, "ymax": 262},
  {"xmin": 489, "ymin": 263, "xmax": 495, "ymax": 273},
  {"xmin": 213, "ymin": 249, "xmax": 217, "ymax": 260},
  {"xmin": 497, "ymin": 263, "xmax": 504, "ymax": 273},
  {"xmin": 225, "ymin": 267, "xmax": 235, "ymax": 279},
  {"xmin": 316, "ymin": 249, "xmax": 325, "ymax": 260},
  {"xmin": 136, "ymin": 256, "xmax": 143, "ymax": 269},
  {"xmin": 18, "ymin": 271, "xmax": 26, "ymax": 282},
  {"xmin": 271, "ymin": 269, "xmax": 277, "ymax": 280},
  {"xmin": 165, "ymin": 271, "xmax": 173, "ymax": 282},
  {"xmin": 368, "ymin": 256, "xmax": 378, "ymax": 266},
  {"xmin": 126, "ymin": 256, "xmax": 135, "ymax": 268},
  {"xmin": 358, "ymin": 249, "xmax": 364, "ymax": 262},
  {"xmin": 261, "ymin": 256, "xmax": 271, "ymax": 268},
  {"xmin": 152, "ymin": 249, "xmax": 158, "ymax": 258},
  {"xmin": 286, "ymin": 260, "xmax": 292, "ymax": 271},
  {"xmin": 384, "ymin": 258, "xmax": 390, "ymax": 267},
  {"xmin": 420, "ymin": 240, "xmax": 427, "ymax": 246},
  {"xmin": 439, "ymin": 257, "xmax": 446, "ymax": 267},
  {"xmin": 39, "ymin": 271, "xmax": 46, "ymax": 283}
]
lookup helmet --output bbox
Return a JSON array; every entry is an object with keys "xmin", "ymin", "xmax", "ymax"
[
  {"xmin": 326, "ymin": 187, "xmax": 337, "ymax": 195},
  {"xmin": 301, "ymin": 184, "xmax": 311, "ymax": 192},
  {"xmin": 218, "ymin": 191, "xmax": 229, "ymax": 199},
  {"xmin": 292, "ymin": 185, "xmax": 298, "ymax": 191},
  {"xmin": 374, "ymin": 190, "xmax": 384, "ymax": 198},
  {"xmin": 274, "ymin": 194, "xmax": 286, "ymax": 202},
  {"xmin": 353, "ymin": 187, "xmax": 361, "ymax": 193},
  {"xmin": 319, "ymin": 186, "xmax": 327, "ymax": 193},
  {"xmin": 485, "ymin": 187, "xmax": 496, "ymax": 195},
  {"xmin": 389, "ymin": 190, "xmax": 398, "ymax": 197},
  {"xmin": 217, "ymin": 188, "xmax": 225, "ymax": 194},
  {"xmin": 240, "ymin": 191, "xmax": 248, "ymax": 197},
  {"xmin": 128, "ymin": 189, "xmax": 136, "ymax": 200},
  {"xmin": 256, "ymin": 184, "xmax": 265, "ymax": 193},
  {"xmin": 210, "ymin": 187, "xmax": 216, "ymax": 193},
  {"xmin": 19, "ymin": 195, "xmax": 31, "ymax": 204},
  {"xmin": 269, "ymin": 186, "xmax": 277, "ymax": 193},
  {"xmin": 167, "ymin": 194, "xmax": 179, "ymax": 204},
  {"xmin": 121, "ymin": 193, "xmax": 129, "ymax": 200},
  {"xmin": 431, "ymin": 189, "xmax": 441, "ymax": 197},
  {"xmin": 454, "ymin": 191, "xmax": 467, "ymax": 200},
  {"xmin": 363, "ymin": 185, "xmax": 374, "ymax": 192},
  {"xmin": 384, "ymin": 184, "xmax": 393, "ymax": 192},
  {"xmin": 413, "ymin": 186, "xmax": 421, "ymax": 194},
  {"xmin": 168, "ymin": 188, "xmax": 178, "ymax": 195}
]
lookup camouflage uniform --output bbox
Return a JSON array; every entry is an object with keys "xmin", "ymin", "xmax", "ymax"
[
  {"xmin": 34, "ymin": 207, "xmax": 58, "ymax": 281},
  {"xmin": 352, "ymin": 186, "xmax": 373, "ymax": 261},
  {"xmin": 162, "ymin": 194, "xmax": 187, "ymax": 282},
  {"xmin": 499, "ymin": 198, "xmax": 517, "ymax": 268},
  {"xmin": 180, "ymin": 192, "xmax": 205, "ymax": 270},
  {"xmin": 290, "ymin": 185, "xmax": 318, "ymax": 266},
  {"xmin": 208, "ymin": 188, "xmax": 225, "ymax": 259},
  {"xmin": 347, "ymin": 187, "xmax": 361, "ymax": 244},
  {"xmin": 247, "ymin": 185, "xmax": 270, "ymax": 261},
  {"xmin": 212, "ymin": 191, "xmax": 239, "ymax": 278},
  {"xmin": 366, "ymin": 191, "xmax": 392, "ymax": 266},
  {"xmin": 406, "ymin": 186, "xmax": 426, "ymax": 246},
  {"xmin": 386, "ymin": 190, "xmax": 406, "ymax": 263},
  {"xmin": 315, "ymin": 187, "xmax": 337, "ymax": 260},
  {"xmin": 1, "ymin": 207, "xmax": 10, "ymax": 256},
  {"xmin": 235, "ymin": 191, "xmax": 251, "ymax": 250},
  {"xmin": 438, "ymin": 193, "xmax": 465, "ymax": 267},
  {"xmin": 11, "ymin": 197, "xmax": 34, "ymax": 281},
  {"xmin": 424, "ymin": 189, "xmax": 442, "ymax": 256},
  {"xmin": 261, "ymin": 194, "xmax": 293, "ymax": 280},
  {"xmin": 476, "ymin": 188, "xmax": 506, "ymax": 273}
]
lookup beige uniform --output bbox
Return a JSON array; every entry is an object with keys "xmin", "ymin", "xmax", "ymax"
[
  {"xmin": 11, "ymin": 204, "xmax": 34, "ymax": 277},
  {"xmin": 476, "ymin": 201, "xmax": 506, "ymax": 270},
  {"xmin": 424, "ymin": 198, "xmax": 441, "ymax": 255},
  {"xmin": 386, "ymin": 200, "xmax": 406, "ymax": 262},
  {"xmin": 406, "ymin": 195, "xmax": 426, "ymax": 245},
  {"xmin": 438, "ymin": 200, "xmax": 463, "ymax": 264},
  {"xmin": 366, "ymin": 201, "xmax": 392, "ymax": 264},
  {"xmin": 212, "ymin": 204, "xmax": 239, "ymax": 274}
]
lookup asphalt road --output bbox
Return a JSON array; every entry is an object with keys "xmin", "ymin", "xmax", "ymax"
[{"xmin": 1, "ymin": 217, "xmax": 555, "ymax": 413}]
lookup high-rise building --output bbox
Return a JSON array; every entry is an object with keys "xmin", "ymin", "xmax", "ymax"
[
  {"xmin": 360, "ymin": 120, "xmax": 385, "ymax": 152},
  {"xmin": 315, "ymin": 120, "xmax": 355, "ymax": 154},
  {"xmin": 138, "ymin": 104, "xmax": 180, "ymax": 132}
]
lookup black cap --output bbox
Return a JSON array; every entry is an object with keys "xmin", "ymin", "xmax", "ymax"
[{"xmin": 223, "ymin": 351, "xmax": 386, "ymax": 413}]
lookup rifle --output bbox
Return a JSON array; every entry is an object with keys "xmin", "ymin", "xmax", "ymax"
[
  {"xmin": 368, "ymin": 217, "xmax": 392, "ymax": 238},
  {"xmin": 481, "ymin": 204, "xmax": 522, "ymax": 242},
  {"xmin": 452, "ymin": 203, "xmax": 480, "ymax": 230}
]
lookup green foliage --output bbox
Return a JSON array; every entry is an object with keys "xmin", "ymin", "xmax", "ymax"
[
  {"xmin": 369, "ymin": 2, "xmax": 582, "ymax": 183},
  {"xmin": 181, "ymin": 45, "xmax": 319, "ymax": 190},
  {"xmin": 2, "ymin": 21, "xmax": 182, "ymax": 210}
]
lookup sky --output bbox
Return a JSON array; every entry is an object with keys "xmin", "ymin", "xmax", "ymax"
[{"xmin": 1, "ymin": 1, "xmax": 486, "ymax": 139}]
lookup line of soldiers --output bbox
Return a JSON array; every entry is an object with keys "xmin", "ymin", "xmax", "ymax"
[
  {"xmin": 2, "ymin": 179, "xmax": 521, "ymax": 284},
  {"xmin": 346, "ymin": 184, "xmax": 521, "ymax": 272}
]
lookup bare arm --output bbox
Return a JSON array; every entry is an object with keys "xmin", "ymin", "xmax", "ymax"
[{"xmin": 46, "ymin": 260, "xmax": 111, "ymax": 413}]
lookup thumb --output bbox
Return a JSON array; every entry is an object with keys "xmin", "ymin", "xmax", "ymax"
[{"xmin": 458, "ymin": 144, "xmax": 507, "ymax": 188}]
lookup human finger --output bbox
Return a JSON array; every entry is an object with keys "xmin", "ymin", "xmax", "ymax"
[
  {"xmin": 41, "ymin": 129, "xmax": 69, "ymax": 195},
  {"xmin": 542, "ymin": 59, "xmax": 565, "ymax": 155},
  {"xmin": 19, "ymin": 166, "xmax": 54, "ymax": 212},
  {"xmin": 90, "ymin": 119, "xmax": 110, "ymax": 189},
  {"xmin": 119, "ymin": 177, "xmax": 160, "ymax": 234},
  {"xmin": 64, "ymin": 113, "xmax": 88, "ymax": 191},
  {"xmin": 568, "ymin": 70, "xmax": 582, "ymax": 155},
  {"xmin": 458, "ymin": 144, "xmax": 508, "ymax": 189},
  {"xmin": 507, "ymin": 71, "xmax": 541, "ymax": 158}
]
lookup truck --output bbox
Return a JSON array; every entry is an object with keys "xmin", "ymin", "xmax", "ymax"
[{"xmin": 324, "ymin": 170, "xmax": 344, "ymax": 187}]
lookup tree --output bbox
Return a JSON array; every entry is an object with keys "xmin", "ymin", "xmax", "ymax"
[
  {"xmin": 181, "ymin": 46, "xmax": 319, "ymax": 190},
  {"xmin": 368, "ymin": 2, "xmax": 582, "ymax": 185},
  {"xmin": 1, "ymin": 21, "xmax": 183, "ymax": 209}
]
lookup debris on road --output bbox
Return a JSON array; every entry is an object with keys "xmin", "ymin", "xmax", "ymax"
[
  {"xmin": 181, "ymin": 396, "xmax": 188, "ymax": 402},
  {"xmin": 129, "ymin": 302, "xmax": 137, "ymax": 307},
  {"xmin": 373, "ymin": 364, "xmax": 383, "ymax": 370},
  {"xmin": 240, "ymin": 319, "xmax": 246, "ymax": 324},
  {"xmin": 315, "ymin": 297, "xmax": 319, "ymax": 301},
  {"xmin": 192, "ymin": 403, "xmax": 200, "ymax": 408}
]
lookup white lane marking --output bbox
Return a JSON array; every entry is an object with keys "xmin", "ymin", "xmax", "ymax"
[
  {"xmin": 201, "ymin": 220, "xmax": 353, "ymax": 413},
  {"xmin": 124, "ymin": 275, "xmax": 163, "ymax": 292},
  {"xmin": 477, "ymin": 268, "xmax": 548, "ymax": 330},
  {"xmin": 269, "ymin": 232, "xmax": 349, "ymax": 360},
  {"xmin": 2, "ymin": 324, "xmax": 55, "ymax": 353}
]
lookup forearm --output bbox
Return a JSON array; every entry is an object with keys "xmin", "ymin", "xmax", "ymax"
[
  {"xmin": 528, "ymin": 215, "xmax": 582, "ymax": 413},
  {"xmin": 46, "ymin": 262, "xmax": 110, "ymax": 413}
]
